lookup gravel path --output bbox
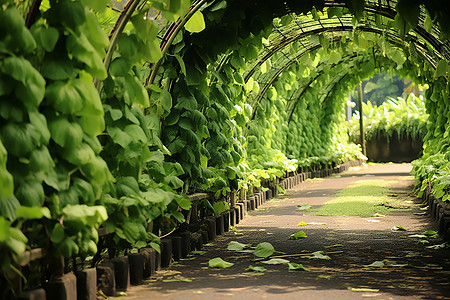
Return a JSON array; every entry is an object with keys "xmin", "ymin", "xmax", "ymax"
[{"xmin": 115, "ymin": 164, "xmax": 450, "ymax": 300}]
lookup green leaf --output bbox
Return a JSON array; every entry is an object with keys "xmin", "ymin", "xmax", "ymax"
[
  {"xmin": 290, "ymin": 231, "xmax": 307, "ymax": 239},
  {"xmin": 287, "ymin": 263, "xmax": 310, "ymax": 271},
  {"xmin": 328, "ymin": 51, "xmax": 342, "ymax": 64},
  {"xmin": 391, "ymin": 225, "xmax": 407, "ymax": 231},
  {"xmin": 0, "ymin": 56, "xmax": 45, "ymax": 108},
  {"xmin": 261, "ymin": 258, "xmax": 290, "ymax": 265},
  {"xmin": 296, "ymin": 222, "xmax": 308, "ymax": 226},
  {"xmin": 367, "ymin": 261, "xmax": 384, "ymax": 268},
  {"xmin": 254, "ymin": 242, "xmax": 275, "ymax": 258},
  {"xmin": 62, "ymin": 204, "xmax": 108, "ymax": 227},
  {"xmin": 50, "ymin": 223, "xmax": 65, "ymax": 244},
  {"xmin": 396, "ymin": 0, "xmax": 420, "ymax": 28},
  {"xmin": 15, "ymin": 206, "xmax": 51, "ymax": 220},
  {"xmin": 15, "ymin": 180, "xmax": 45, "ymax": 206},
  {"xmin": 422, "ymin": 230, "xmax": 438, "ymax": 237},
  {"xmin": 32, "ymin": 25, "xmax": 59, "ymax": 52},
  {"xmin": 49, "ymin": 118, "xmax": 84, "ymax": 148},
  {"xmin": 0, "ymin": 195, "xmax": 19, "ymax": 221},
  {"xmin": 435, "ymin": 60, "xmax": 448, "ymax": 78},
  {"xmin": 309, "ymin": 251, "xmax": 330, "ymax": 260},
  {"xmin": 175, "ymin": 195, "xmax": 191, "ymax": 210},
  {"xmin": 208, "ymin": 257, "xmax": 234, "ymax": 268},
  {"xmin": 184, "ymin": 11, "xmax": 206, "ymax": 33},
  {"xmin": 66, "ymin": 32, "xmax": 107, "ymax": 80},
  {"xmin": 45, "ymin": 80, "xmax": 83, "ymax": 114},
  {"xmin": 29, "ymin": 146, "xmax": 54, "ymax": 172},
  {"xmin": 248, "ymin": 265, "xmax": 266, "ymax": 272},
  {"xmin": 227, "ymin": 241, "xmax": 251, "ymax": 251}
]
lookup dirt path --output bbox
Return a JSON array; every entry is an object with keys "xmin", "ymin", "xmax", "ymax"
[{"xmin": 115, "ymin": 164, "xmax": 450, "ymax": 300}]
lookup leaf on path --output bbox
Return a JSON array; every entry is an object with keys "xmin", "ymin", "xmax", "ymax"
[
  {"xmin": 371, "ymin": 213, "xmax": 385, "ymax": 217},
  {"xmin": 261, "ymin": 258, "xmax": 290, "ymax": 265},
  {"xmin": 417, "ymin": 239, "xmax": 430, "ymax": 244},
  {"xmin": 297, "ymin": 205, "xmax": 312, "ymax": 210},
  {"xmin": 309, "ymin": 251, "xmax": 331, "ymax": 260},
  {"xmin": 287, "ymin": 263, "xmax": 310, "ymax": 271},
  {"xmin": 208, "ymin": 257, "xmax": 234, "ymax": 268},
  {"xmin": 254, "ymin": 242, "xmax": 275, "ymax": 258},
  {"xmin": 367, "ymin": 261, "xmax": 385, "ymax": 268},
  {"xmin": 227, "ymin": 241, "xmax": 251, "ymax": 251},
  {"xmin": 325, "ymin": 244, "xmax": 344, "ymax": 248},
  {"xmin": 391, "ymin": 225, "xmax": 407, "ymax": 231},
  {"xmin": 248, "ymin": 265, "xmax": 266, "ymax": 272},
  {"xmin": 350, "ymin": 288, "xmax": 379, "ymax": 292},
  {"xmin": 238, "ymin": 249, "xmax": 255, "ymax": 253},
  {"xmin": 318, "ymin": 275, "xmax": 331, "ymax": 279},
  {"xmin": 422, "ymin": 230, "xmax": 438, "ymax": 237},
  {"xmin": 409, "ymin": 234, "xmax": 427, "ymax": 238},
  {"xmin": 308, "ymin": 222, "xmax": 327, "ymax": 225},
  {"xmin": 190, "ymin": 251, "xmax": 205, "ymax": 255},
  {"xmin": 163, "ymin": 276, "xmax": 193, "ymax": 282},
  {"xmin": 426, "ymin": 243, "xmax": 449, "ymax": 249},
  {"xmin": 290, "ymin": 230, "xmax": 307, "ymax": 240},
  {"xmin": 297, "ymin": 222, "xmax": 308, "ymax": 226},
  {"xmin": 116, "ymin": 291, "xmax": 128, "ymax": 296}
]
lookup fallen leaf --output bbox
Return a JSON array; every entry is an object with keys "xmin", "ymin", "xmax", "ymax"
[
  {"xmin": 297, "ymin": 222, "xmax": 308, "ymax": 226},
  {"xmin": 288, "ymin": 263, "xmax": 310, "ymax": 271},
  {"xmin": 227, "ymin": 241, "xmax": 251, "ymax": 251},
  {"xmin": 318, "ymin": 275, "xmax": 331, "ymax": 279},
  {"xmin": 163, "ymin": 276, "xmax": 193, "ymax": 283},
  {"xmin": 325, "ymin": 244, "xmax": 344, "ymax": 248},
  {"xmin": 422, "ymin": 230, "xmax": 438, "ymax": 237},
  {"xmin": 409, "ymin": 234, "xmax": 427, "ymax": 238},
  {"xmin": 309, "ymin": 251, "xmax": 331, "ymax": 260},
  {"xmin": 116, "ymin": 291, "xmax": 128, "ymax": 296},
  {"xmin": 190, "ymin": 251, "xmax": 205, "ymax": 255},
  {"xmin": 308, "ymin": 222, "xmax": 327, "ymax": 225},
  {"xmin": 371, "ymin": 213, "xmax": 385, "ymax": 217},
  {"xmin": 350, "ymin": 288, "xmax": 379, "ymax": 292},
  {"xmin": 262, "ymin": 258, "xmax": 290, "ymax": 265},
  {"xmin": 297, "ymin": 205, "xmax": 312, "ymax": 210},
  {"xmin": 367, "ymin": 261, "xmax": 385, "ymax": 268},
  {"xmin": 254, "ymin": 242, "xmax": 275, "ymax": 258},
  {"xmin": 417, "ymin": 239, "xmax": 430, "ymax": 244},
  {"xmin": 392, "ymin": 225, "xmax": 407, "ymax": 231},
  {"xmin": 248, "ymin": 265, "xmax": 266, "ymax": 272},
  {"xmin": 426, "ymin": 243, "xmax": 449, "ymax": 249},
  {"xmin": 290, "ymin": 231, "xmax": 307, "ymax": 240},
  {"xmin": 208, "ymin": 257, "xmax": 234, "ymax": 268}
]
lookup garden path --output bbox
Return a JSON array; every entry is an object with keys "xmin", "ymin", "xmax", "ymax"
[{"xmin": 114, "ymin": 164, "xmax": 450, "ymax": 300}]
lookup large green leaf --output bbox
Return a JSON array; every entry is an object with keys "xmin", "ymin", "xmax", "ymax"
[
  {"xmin": 62, "ymin": 204, "xmax": 108, "ymax": 227},
  {"xmin": 184, "ymin": 11, "xmax": 205, "ymax": 33},
  {"xmin": 0, "ymin": 195, "xmax": 19, "ymax": 220},
  {"xmin": 0, "ymin": 123, "xmax": 40, "ymax": 156},
  {"xmin": 31, "ymin": 24, "xmax": 59, "ymax": 52},
  {"xmin": 0, "ymin": 56, "xmax": 45, "ymax": 108},
  {"xmin": 29, "ymin": 146, "xmax": 55, "ymax": 172},
  {"xmin": 49, "ymin": 118, "xmax": 84, "ymax": 148},
  {"xmin": 15, "ymin": 206, "xmax": 51, "ymax": 220},
  {"xmin": 254, "ymin": 242, "xmax": 275, "ymax": 258},
  {"xmin": 66, "ymin": 32, "xmax": 107, "ymax": 79},
  {"xmin": 15, "ymin": 180, "xmax": 45, "ymax": 207},
  {"xmin": 208, "ymin": 257, "xmax": 234, "ymax": 268}
]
